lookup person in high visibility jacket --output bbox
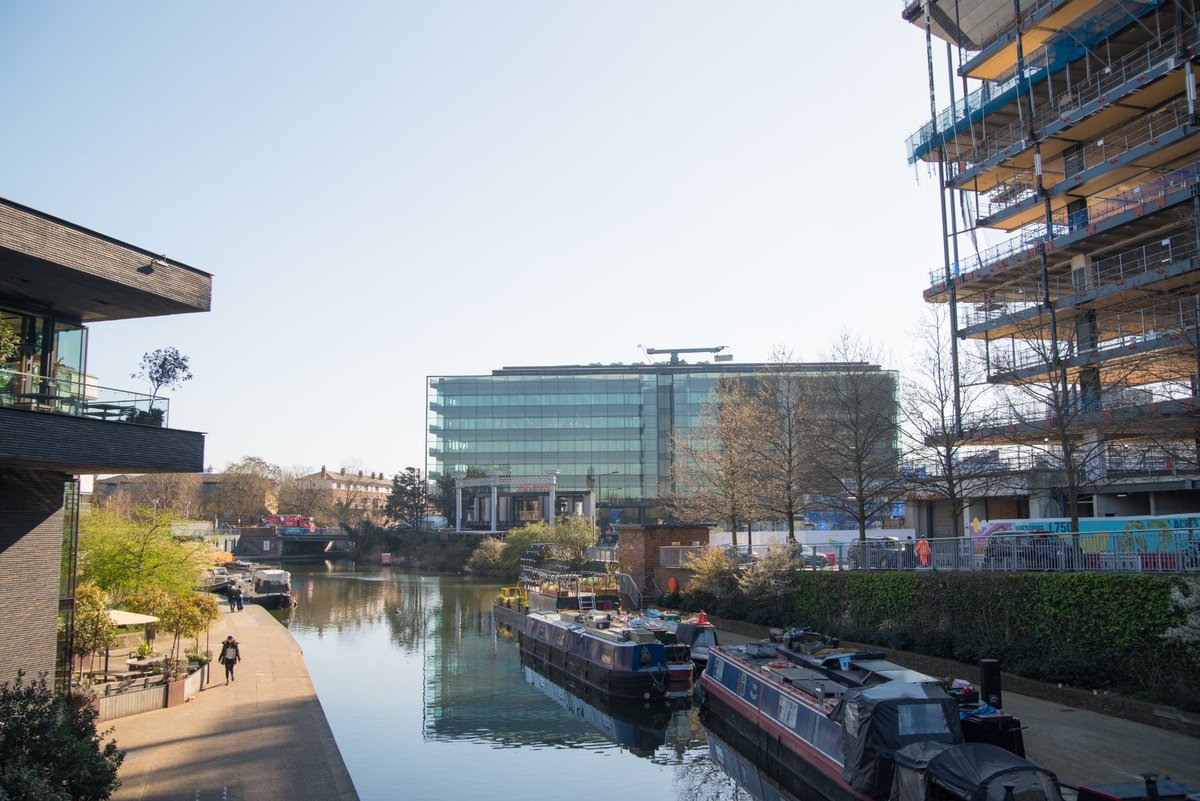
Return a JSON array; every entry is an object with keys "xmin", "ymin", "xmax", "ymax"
[{"xmin": 915, "ymin": 537, "xmax": 932, "ymax": 567}]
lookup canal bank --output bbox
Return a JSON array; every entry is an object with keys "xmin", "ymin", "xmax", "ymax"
[
  {"xmin": 108, "ymin": 605, "xmax": 358, "ymax": 801},
  {"xmin": 711, "ymin": 619, "xmax": 1200, "ymax": 789}
]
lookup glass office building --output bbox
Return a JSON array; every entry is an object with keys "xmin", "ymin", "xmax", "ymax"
[{"xmin": 427, "ymin": 361, "xmax": 888, "ymax": 525}]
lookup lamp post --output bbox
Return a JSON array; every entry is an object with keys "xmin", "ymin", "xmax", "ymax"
[{"xmin": 151, "ymin": 498, "xmax": 159, "ymax": 523}]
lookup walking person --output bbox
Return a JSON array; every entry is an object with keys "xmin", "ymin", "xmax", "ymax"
[
  {"xmin": 227, "ymin": 583, "xmax": 239, "ymax": 612},
  {"xmin": 219, "ymin": 635, "xmax": 241, "ymax": 684},
  {"xmin": 234, "ymin": 584, "xmax": 245, "ymax": 612}
]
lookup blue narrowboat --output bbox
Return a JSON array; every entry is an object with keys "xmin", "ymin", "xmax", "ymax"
[{"xmin": 518, "ymin": 610, "xmax": 692, "ymax": 700}]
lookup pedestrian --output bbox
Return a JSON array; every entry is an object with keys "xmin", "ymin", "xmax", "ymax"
[
  {"xmin": 219, "ymin": 635, "xmax": 241, "ymax": 684},
  {"xmin": 235, "ymin": 584, "xmax": 245, "ymax": 612},
  {"xmin": 228, "ymin": 583, "xmax": 239, "ymax": 612},
  {"xmin": 915, "ymin": 536, "xmax": 932, "ymax": 568}
]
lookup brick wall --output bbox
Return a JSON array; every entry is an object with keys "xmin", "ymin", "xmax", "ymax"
[
  {"xmin": 0, "ymin": 469, "xmax": 66, "ymax": 686},
  {"xmin": 617, "ymin": 524, "xmax": 709, "ymax": 595}
]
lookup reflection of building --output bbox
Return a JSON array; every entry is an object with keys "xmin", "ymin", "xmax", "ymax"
[
  {"xmin": 0, "ymin": 198, "xmax": 210, "ymax": 686},
  {"xmin": 428, "ymin": 360, "xmax": 894, "ymax": 525},
  {"xmin": 297, "ymin": 466, "xmax": 392, "ymax": 521},
  {"xmin": 903, "ymin": 0, "xmax": 1200, "ymax": 520}
]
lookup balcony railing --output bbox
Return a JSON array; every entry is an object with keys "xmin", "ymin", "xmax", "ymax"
[
  {"xmin": 941, "ymin": 24, "xmax": 1194, "ymax": 175},
  {"xmin": 961, "ymin": 233, "xmax": 1199, "ymax": 328},
  {"xmin": 0, "ymin": 368, "xmax": 169, "ymax": 427},
  {"xmin": 931, "ymin": 162, "xmax": 1200, "ymax": 290},
  {"xmin": 978, "ymin": 97, "xmax": 1194, "ymax": 220}
]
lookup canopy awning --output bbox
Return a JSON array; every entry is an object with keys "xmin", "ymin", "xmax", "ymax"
[{"xmin": 107, "ymin": 609, "xmax": 159, "ymax": 626}]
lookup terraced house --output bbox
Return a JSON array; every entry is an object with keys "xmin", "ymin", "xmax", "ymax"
[
  {"xmin": 904, "ymin": 0, "xmax": 1200, "ymax": 521},
  {"xmin": 0, "ymin": 198, "xmax": 211, "ymax": 686}
]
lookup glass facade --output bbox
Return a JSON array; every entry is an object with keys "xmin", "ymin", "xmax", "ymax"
[{"xmin": 427, "ymin": 363, "xmax": 888, "ymax": 523}]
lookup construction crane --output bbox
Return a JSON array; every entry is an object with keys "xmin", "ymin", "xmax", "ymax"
[{"xmin": 644, "ymin": 345, "xmax": 731, "ymax": 365}]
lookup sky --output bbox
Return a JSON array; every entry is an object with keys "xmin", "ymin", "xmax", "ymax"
[{"xmin": 1, "ymin": 1, "xmax": 960, "ymax": 477}]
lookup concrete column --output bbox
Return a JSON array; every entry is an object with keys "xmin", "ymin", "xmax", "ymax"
[
  {"xmin": 546, "ymin": 470, "xmax": 559, "ymax": 527},
  {"xmin": 453, "ymin": 473, "xmax": 464, "ymax": 533},
  {"xmin": 487, "ymin": 472, "xmax": 499, "ymax": 532}
]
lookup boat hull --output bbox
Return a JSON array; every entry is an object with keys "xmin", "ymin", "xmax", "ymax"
[
  {"xmin": 702, "ymin": 679, "xmax": 870, "ymax": 801},
  {"xmin": 518, "ymin": 625, "xmax": 673, "ymax": 701},
  {"xmin": 492, "ymin": 602, "xmax": 526, "ymax": 629}
]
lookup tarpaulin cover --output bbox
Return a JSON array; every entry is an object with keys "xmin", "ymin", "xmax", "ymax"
[
  {"xmin": 840, "ymin": 682, "xmax": 963, "ymax": 799},
  {"xmin": 890, "ymin": 741, "xmax": 1064, "ymax": 801}
]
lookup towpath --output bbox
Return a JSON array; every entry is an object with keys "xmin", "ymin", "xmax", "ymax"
[
  {"xmin": 107, "ymin": 604, "xmax": 358, "ymax": 801},
  {"xmin": 714, "ymin": 628, "xmax": 1200, "ymax": 790}
]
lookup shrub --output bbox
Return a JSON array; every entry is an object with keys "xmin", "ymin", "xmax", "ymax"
[
  {"xmin": 465, "ymin": 538, "xmax": 506, "ymax": 575},
  {"xmin": 0, "ymin": 672, "xmax": 123, "ymax": 801}
]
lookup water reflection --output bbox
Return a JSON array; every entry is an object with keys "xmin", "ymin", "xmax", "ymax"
[{"xmin": 275, "ymin": 565, "xmax": 768, "ymax": 801}]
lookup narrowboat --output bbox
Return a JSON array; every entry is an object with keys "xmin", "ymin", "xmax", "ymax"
[
  {"xmin": 522, "ymin": 569, "xmax": 621, "ymax": 614},
  {"xmin": 518, "ymin": 609, "xmax": 693, "ymax": 700},
  {"xmin": 699, "ymin": 630, "xmax": 1058, "ymax": 801},
  {"xmin": 249, "ymin": 568, "xmax": 295, "ymax": 609},
  {"xmin": 493, "ymin": 585, "xmax": 528, "ymax": 629}
]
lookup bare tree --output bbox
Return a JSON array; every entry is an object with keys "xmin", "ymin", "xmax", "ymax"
[
  {"xmin": 809, "ymin": 333, "xmax": 906, "ymax": 540},
  {"xmin": 220, "ymin": 456, "xmax": 279, "ymax": 524},
  {"xmin": 124, "ymin": 472, "xmax": 202, "ymax": 518},
  {"xmin": 664, "ymin": 377, "xmax": 759, "ymax": 548},
  {"xmin": 276, "ymin": 466, "xmax": 336, "ymax": 524},
  {"xmin": 748, "ymin": 349, "xmax": 821, "ymax": 544},
  {"xmin": 902, "ymin": 306, "xmax": 1002, "ymax": 538}
]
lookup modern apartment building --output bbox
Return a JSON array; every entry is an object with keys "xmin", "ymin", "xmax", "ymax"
[
  {"xmin": 903, "ymin": 0, "xmax": 1200, "ymax": 520},
  {"xmin": 0, "ymin": 198, "xmax": 211, "ymax": 686},
  {"xmin": 427, "ymin": 357, "xmax": 897, "ymax": 527}
]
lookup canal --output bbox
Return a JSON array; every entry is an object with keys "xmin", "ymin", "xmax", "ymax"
[{"xmin": 273, "ymin": 562, "xmax": 773, "ymax": 801}]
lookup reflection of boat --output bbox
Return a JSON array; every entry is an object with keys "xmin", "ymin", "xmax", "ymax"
[
  {"xmin": 519, "ymin": 610, "xmax": 693, "ymax": 700},
  {"xmin": 699, "ymin": 630, "xmax": 1059, "ymax": 801},
  {"xmin": 521, "ymin": 656, "xmax": 673, "ymax": 758},
  {"xmin": 703, "ymin": 717, "xmax": 804, "ymax": 801}
]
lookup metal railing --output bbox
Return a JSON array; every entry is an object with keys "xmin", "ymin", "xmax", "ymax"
[
  {"xmin": 960, "ymin": 233, "xmax": 1199, "ymax": 328},
  {"xmin": 0, "ymin": 367, "xmax": 169, "ymax": 426},
  {"xmin": 586, "ymin": 546, "xmax": 618, "ymax": 563},
  {"xmin": 931, "ymin": 23, "xmax": 1194, "ymax": 172},
  {"xmin": 663, "ymin": 530, "xmax": 1199, "ymax": 574},
  {"xmin": 978, "ymin": 97, "xmax": 1194, "ymax": 219},
  {"xmin": 932, "ymin": 162, "xmax": 1200, "ymax": 290},
  {"xmin": 991, "ymin": 295, "xmax": 1198, "ymax": 374}
]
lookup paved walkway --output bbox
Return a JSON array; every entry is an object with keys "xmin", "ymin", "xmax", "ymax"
[
  {"xmin": 108, "ymin": 605, "xmax": 358, "ymax": 801},
  {"xmin": 714, "ymin": 629, "xmax": 1200, "ymax": 789}
]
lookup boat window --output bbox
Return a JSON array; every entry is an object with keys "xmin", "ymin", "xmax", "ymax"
[
  {"xmin": 898, "ymin": 703, "xmax": 951, "ymax": 736},
  {"xmin": 712, "ymin": 657, "xmax": 725, "ymax": 682},
  {"xmin": 600, "ymin": 644, "xmax": 613, "ymax": 666},
  {"xmin": 777, "ymin": 695, "xmax": 798, "ymax": 728},
  {"xmin": 739, "ymin": 675, "xmax": 761, "ymax": 706}
]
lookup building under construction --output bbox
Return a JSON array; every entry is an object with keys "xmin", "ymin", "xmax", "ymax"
[{"xmin": 903, "ymin": 0, "xmax": 1200, "ymax": 522}]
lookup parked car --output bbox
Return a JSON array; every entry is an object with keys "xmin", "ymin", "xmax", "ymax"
[{"xmin": 847, "ymin": 537, "xmax": 903, "ymax": 569}]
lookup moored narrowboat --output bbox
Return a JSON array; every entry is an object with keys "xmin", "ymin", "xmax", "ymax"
[
  {"xmin": 699, "ymin": 633, "xmax": 1060, "ymax": 801},
  {"xmin": 518, "ymin": 609, "xmax": 693, "ymax": 700}
]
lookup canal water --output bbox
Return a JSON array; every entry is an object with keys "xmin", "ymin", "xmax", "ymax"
[{"xmin": 274, "ymin": 562, "xmax": 774, "ymax": 801}]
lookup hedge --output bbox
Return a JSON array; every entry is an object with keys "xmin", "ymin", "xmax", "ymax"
[{"xmin": 670, "ymin": 571, "xmax": 1198, "ymax": 710}]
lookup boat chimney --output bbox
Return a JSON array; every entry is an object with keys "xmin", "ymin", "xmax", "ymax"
[
  {"xmin": 1003, "ymin": 785, "xmax": 1015, "ymax": 801},
  {"xmin": 1143, "ymin": 774, "xmax": 1160, "ymax": 800},
  {"xmin": 980, "ymin": 658, "xmax": 1002, "ymax": 708}
]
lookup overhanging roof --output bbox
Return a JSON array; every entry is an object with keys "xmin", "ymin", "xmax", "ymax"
[{"xmin": 0, "ymin": 197, "xmax": 212, "ymax": 322}]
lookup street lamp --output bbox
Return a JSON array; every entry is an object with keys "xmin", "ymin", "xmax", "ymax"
[
  {"xmin": 151, "ymin": 498, "xmax": 160, "ymax": 523},
  {"xmin": 184, "ymin": 500, "xmax": 191, "ymax": 520}
]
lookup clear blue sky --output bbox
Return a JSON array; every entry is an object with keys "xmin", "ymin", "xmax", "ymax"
[{"xmin": 1, "ymin": 1, "xmax": 955, "ymax": 476}]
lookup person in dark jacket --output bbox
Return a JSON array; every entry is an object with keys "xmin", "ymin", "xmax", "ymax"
[{"xmin": 219, "ymin": 635, "xmax": 241, "ymax": 683}]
